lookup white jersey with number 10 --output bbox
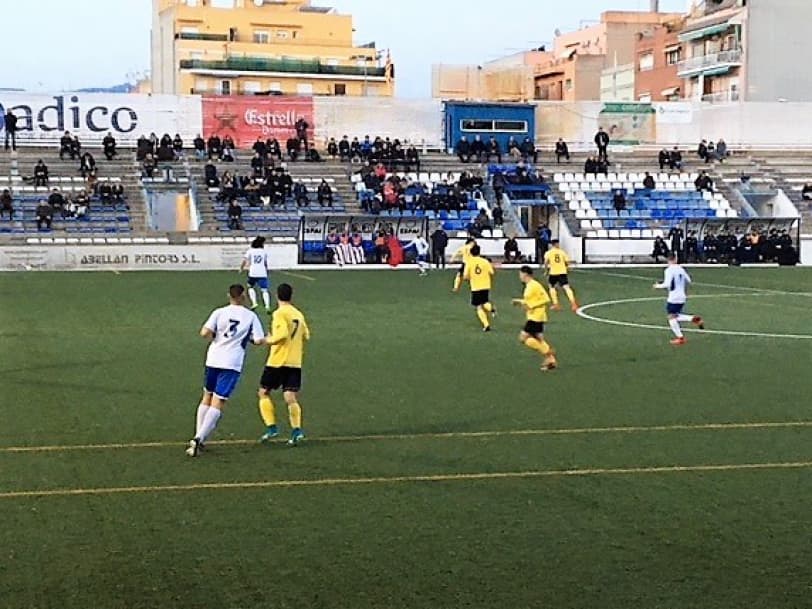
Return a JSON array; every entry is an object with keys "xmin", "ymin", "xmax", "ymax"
[{"xmin": 244, "ymin": 248, "xmax": 270, "ymax": 279}]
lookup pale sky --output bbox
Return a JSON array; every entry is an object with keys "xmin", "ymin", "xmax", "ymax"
[{"xmin": 0, "ymin": 0, "xmax": 685, "ymax": 97}]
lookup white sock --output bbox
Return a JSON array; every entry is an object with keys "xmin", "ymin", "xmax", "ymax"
[
  {"xmin": 196, "ymin": 408, "xmax": 222, "ymax": 443},
  {"xmin": 248, "ymin": 288, "xmax": 258, "ymax": 307},
  {"xmin": 195, "ymin": 403, "xmax": 211, "ymax": 436},
  {"xmin": 262, "ymin": 290, "xmax": 271, "ymax": 309},
  {"xmin": 418, "ymin": 261, "xmax": 429, "ymax": 273},
  {"xmin": 676, "ymin": 314, "xmax": 693, "ymax": 323},
  {"xmin": 668, "ymin": 318, "xmax": 683, "ymax": 338}
]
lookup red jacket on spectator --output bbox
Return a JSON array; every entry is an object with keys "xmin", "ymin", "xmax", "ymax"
[
  {"xmin": 387, "ymin": 235, "xmax": 403, "ymax": 267},
  {"xmin": 374, "ymin": 163, "xmax": 387, "ymax": 179}
]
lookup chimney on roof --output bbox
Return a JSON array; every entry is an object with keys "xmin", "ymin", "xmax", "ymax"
[{"xmin": 650, "ymin": 0, "xmax": 660, "ymax": 11}]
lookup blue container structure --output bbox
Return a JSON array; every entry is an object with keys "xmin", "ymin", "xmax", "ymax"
[{"xmin": 444, "ymin": 101, "xmax": 535, "ymax": 152}]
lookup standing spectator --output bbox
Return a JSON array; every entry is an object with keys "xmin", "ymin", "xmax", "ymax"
[
  {"xmin": 0, "ymin": 189, "xmax": 13, "ymax": 219},
  {"xmin": 295, "ymin": 117, "xmax": 309, "ymax": 152},
  {"xmin": 535, "ymin": 223, "xmax": 552, "ymax": 262},
  {"xmin": 79, "ymin": 152, "xmax": 96, "ymax": 178},
  {"xmin": 594, "ymin": 127, "xmax": 609, "ymax": 162},
  {"xmin": 193, "ymin": 134, "xmax": 206, "ymax": 160},
  {"xmin": 669, "ymin": 146, "xmax": 683, "ymax": 170},
  {"xmin": 33, "ymin": 160, "xmax": 49, "ymax": 187},
  {"xmin": 3, "ymin": 109, "xmax": 17, "ymax": 151},
  {"xmin": 227, "ymin": 199, "xmax": 243, "ymax": 230},
  {"xmin": 492, "ymin": 202, "xmax": 504, "ymax": 227},
  {"xmin": 36, "ymin": 200, "xmax": 53, "ymax": 230},
  {"xmin": 103, "ymin": 132, "xmax": 117, "ymax": 160},
  {"xmin": 430, "ymin": 227, "xmax": 448, "ymax": 269},
  {"xmin": 555, "ymin": 138, "xmax": 570, "ymax": 163},
  {"xmin": 612, "ymin": 189, "xmax": 626, "ymax": 213},
  {"xmin": 504, "ymin": 235, "xmax": 521, "ymax": 262},
  {"xmin": 658, "ymin": 148, "xmax": 670, "ymax": 170},
  {"xmin": 317, "ymin": 179, "xmax": 333, "ymax": 206},
  {"xmin": 59, "ymin": 131, "xmax": 74, "ymax": 159},
  {"xmin": 455, "ymin": 136, "xmax": 471, "ymax": 163},
  {"xmin": 697, "ymin": 139, "xmax": 708, "ymax": 162},
  {"xmin": 668, "ymin": 226, "xmax": 684, "ymax": 262}
]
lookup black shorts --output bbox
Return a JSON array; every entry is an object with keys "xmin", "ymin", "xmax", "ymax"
[
  {"xmin": 523, "ymin": 320, "xmax": 545, "ymax": 336},
  {"xmin": 549, "ymin": 274, "xmax": 569, "ymax": 287},
  {"xmin": 260, "ymin": 366, "xmax": 302, "ymax": 392},
  {"xmin": 471, "ymin": 290, "xmax": 490, "ymax": 307}
]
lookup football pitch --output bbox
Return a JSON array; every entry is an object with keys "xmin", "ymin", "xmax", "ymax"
[{"xmin": 1, "ymin": 266, "xmax": 811, "ymax": 609}]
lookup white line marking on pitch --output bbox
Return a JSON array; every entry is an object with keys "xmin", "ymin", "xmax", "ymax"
[
  {"xmin": 2, "ymin": 461, "xmax": 811, "ymax": 500},
  {"xmin": 280, "ymin": 271, "xmax": 316, "ymax": 282},
  {"xmin": 582, "ymin": 270, "xmax": 812, "ymax": 297},
  {"xmin": 2, "ymin": 420, "xmax": 812, "ymax": 454},
  {"xmin": 576, "ymin": 293, "xmax": 812, "ymax": 340}
]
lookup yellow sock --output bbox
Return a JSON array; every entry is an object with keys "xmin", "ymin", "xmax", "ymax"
[
  {"xmin": 564, "ymin": 286, "xmax": 577, "ymax": 304},
  {"xmin": 288, "ymin": 402, "xmax": 302, "ymax": 429},
  {"xmin": 524, "ymin": 337, "xmax": 551, "ymax": 356},
  {"xmin": 453, "ymin": 275, "xmax": 462, "ymax": 291},
  {"xmin": 259, "ymin": 396, "xmax": 276, "ymax": 427},
  {"xmin": 476, "ymin": 307, "xmax": 490, "ymax": 329},
  {"xmin": 483, "ymin": 302, "xmax": 493, "ymax": 313},
  {"xmin": 549, "ymin": 288, "xmax": 559, "ymax": 306}
]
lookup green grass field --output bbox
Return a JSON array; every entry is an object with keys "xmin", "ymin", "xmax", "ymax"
[{"xmin": 1, "ymin": 266, "xmax": 811, "ymax": 609}]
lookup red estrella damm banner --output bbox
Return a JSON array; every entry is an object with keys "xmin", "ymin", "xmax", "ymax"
[{"xmin": 202, "ymin": 96, "xmax": 315, "ymax": 148}]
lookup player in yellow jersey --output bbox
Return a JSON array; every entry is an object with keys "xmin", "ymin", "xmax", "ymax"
[
  {"xmin": 543, "ymin": 239, "xmax": 579, "ymax": 312},
  {"xmin": 257, "ymin": 283, "xmax": 310, "ymax": 446},
  {"xmin": 512, "ymin": 266, "xmax": 557, "ymax": 371},
  {"xmin": 462, "ymin": 244, "xmax": 496, "ymax": 332},
  {"xmin": 450, "ymin": 237, "xmax": 477, "ymax": 292}
]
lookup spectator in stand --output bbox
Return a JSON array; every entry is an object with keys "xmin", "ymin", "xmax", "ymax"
[
  {"xmin": 142, "ymin": 154, "xmax": 157, "ymax": 179},
  {"xmin": 193, "ymin": 134, "xmax": 206, "ymax": 160},
  {"xmin": 350, "ymin": 137, "xmax": 362, "ymax": 161},
  {"xmin": 374, "ymin": 230, "xmax": 388, "ymax": 263},
  {"xmin": 102, "ymin": 132, "xmax": 117, "ymax": 160},
  {"xmin": 802, "ymin": 183, "xmax": 812, "ymax": 201},
  {"xmin": 33, "ymin": 160, "xmax": 49, "ymax": 187},
  {"xmin": 204, "ymin": 162, "xmax": 219, "ymax": 188},
  {"xmin": 716, "ymin": 138, "xmax": 729, "ymax": 162},
  {"xmin": 360, "ymin": 136, "xmax": 373, "ymax": 160},
  {"xmin": 70, "ymin": 136, "xmax": 82, "ymax": 160},
  {"xmin": 507, "ymin": 137, "xmax": 522, "ymax": 162},
  {"xmin": 706, "ymin": 140, "xmax": 716, "ymax": 163},
  {"xmin": 295, "ymin": 117, "xmax": 309, "ymax": 151},
  {"xmin": 112, "ymin": 183, "xmax": 125, "ymax": 206},
  {"xmin": 266, "ymin": 137, "xmax": 282, "ymax": 161},
  {"xmin": 555, "ymin": 138, "xmax": 570, "ymax": 163},
  {"xmin": 504, "ymin": 235, "xmax": 521, "ymax": 262},
  {"xmin": 695, "ymin": 170, "xmax": 714, "ymax": 193},
  {"xmin": 160, "ymin": 133, "xmax": 172, "ymax": 150},
  {"xmin": 492, "ymin": 202, "xmax": 504, "ymax": 227},
  {"xmin": 474, "ymin": 209, "xmax": 492, "ymax": 237},
  {"xmin": 294, "ymin": 181, "xmax": 309, "ymax": 207},
  {"xmin": 73, "ymin": 190, "xmax": 89, "ymax": 218},
  {"xmin": 148, "ymin": 133, "xmax": 158, "ymax": 150},
  {"xmin": 658, "ymin": 148, "xmax": 670, "ymax": 170},
  {"xmin": 223, "ymin": 135, "xmax": 235, "ymax": 152},
  {"xmin": 286, "ymin": 136, "xmax": 300, "ymax": 161},
  {"xmin": 207, "ymin": 134, "xmax": 222, "ymax": 160},
  {"xmin": 668, "ymin": 226, "xmax": 684, "ymax": 261},
  {"xmin": 697, "ymin": 139, "xmax": 709, "ymax": 162},
  {"xmin": 470, "ymin": 135, "xmax": 486, "ymax": 163},
  {"xmin": 685, "ymin": 231, "xmax": 699, "ymax": 262},
  {"xmin": 405, "ymin": 144, "xmax": 420, "ymax": 171},
  {"xmin": 244, "ymin": 178, "xmax": 260, "ymax": 207},
  {"xmin": 486, "ymin": 137, "xmax": 502, "ymax": 164},
  {"xmin": 594, "ymin": 127, "xmax": 609, "ymax": 162},
  {"xmin": 651, "ymin": 236, "xmax": 669, "ymax": 263},
  {"xmin": 612, "ymin": 189, "xmax": 626, "ymax": 213},
  {"xmin": 430, "ymin": 227, "xmax": 448, "ymax": 269},
  {"xmin": 584, "ymin": 156, "xmax": 597, "ymax": 174},
  {"xmin": 36, "ymin": 200, "xmax": 53, "ymax": 230},
  {"xmin": 227, "ymin": 199, "xmax": 243, "ymax": 230},
  {"xmin": 48, "ymin": 188, "xmax": 65, "ymax": 214},
  {"xmin": 60, "ymin": 131, "xmax": 74, "ymax": 160},
  {"xmin": 643, "ymin": 172, "xmax": 656, "ymax": 190},
  {"xmin": 317, "ymin": 179, "xmax": 333, "ymax": 206},
  {"xmin": 252, "ymin": 137, "xmax": 267, "ymax": 160},
  {"xmin": 669, "ymin": 146, "xmax": 683, "ymax": 170},
  {"xmin": 521, "ymin": 136, "xmax": 538, "ymax": 164},
  {"xmin": 173, "ymin": 134, "xmax": 184, "ymax": 159},
  {"xmin": 98, "ymin": 180, "xmax": 113, "ymax": 205},
  {"xmin": 250, "ymin": 152, "xmax": 264, "ymax": 178},
  {"xmin": 338, "ymin": 136, "xmax": 351, "ymax": 161},
  {"xmin": 79, "ymin": 152, "xmax": 96, "ymax": 178},
  {"xmin": 221, "ymin": 146, "xmax": 235, "ymax": 163},
  {"xmin": 455, "ymin": 136, "xmax": 471, "ymax": 163},
  {"xmin": 326, "ymin": 137, "xmax": 338, "ymax": 159},
  {"xmin": 4, "ymin": 109, "xmax": 17, "ymax": 151},
  {"xmin": 0, "ymin": 189, "xmax": 13, "ymax": 219}
]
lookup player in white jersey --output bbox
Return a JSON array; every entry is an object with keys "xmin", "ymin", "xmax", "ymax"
[
  {"xmin": 240, "ymin": 236, "xmax": 272, "ymax": 313},
  {"xmin": 653, "ymin": 253, "xmax": 705, "ymax": 346},
  {"xmin": 402, "ymin": 235, "xmax": 430, "ymax": 276},
  {"xmin": 186, "ymin": 284, "xmax": 266, "ymax": 457}
]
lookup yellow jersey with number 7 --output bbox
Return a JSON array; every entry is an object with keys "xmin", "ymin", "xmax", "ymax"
[{"xmin": 267, "ymin": 303, "xmax": 310, "ymax": 368}]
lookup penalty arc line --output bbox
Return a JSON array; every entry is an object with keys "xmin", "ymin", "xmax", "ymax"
[
  {"xmin": 576, "ymin": 293, "xmax": 812, "ymax": 340},
  {"xmin": 2, "ymin": 461, "xmax": 812, "ymax": 500},
  {"xmin": 3, "ymin": 420, "xmax": 812, "ymax": 454}
]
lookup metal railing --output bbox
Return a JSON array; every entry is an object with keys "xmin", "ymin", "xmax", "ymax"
[
  {"xmin": 677, "ymin": 49, "xmax": 742, "ymax": 74},
  {"xmin": 179, "ymin": 57, "xmax": 386, "ymax": 77},
  {"xmin": 701, "ymin": 90, "xmax": 740, "ymax": 103},
  {"xmin": 176, "ymin": 32, "xmax": 229, "ymax": 42}
]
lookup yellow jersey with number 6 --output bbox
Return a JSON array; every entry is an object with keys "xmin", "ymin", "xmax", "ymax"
[
  {"xmin": 544, "ymin": 247, "xmax": 570, "ymax": 276},
  {"xmin": 464, "ymin": 256, "xmax": 494, "ymax": 291},
  {"xmin": 267, "ymin": 304, "xmax": 310, "ymax": 368}
]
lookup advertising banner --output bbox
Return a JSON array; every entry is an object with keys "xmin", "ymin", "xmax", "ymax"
[
  {"xmin": 202, "ymin": 96, "xmax": 314, "ymax": 147},
  {"xmin": 0, "ymin": 92, "xmax": 202, "ymax": 144}
]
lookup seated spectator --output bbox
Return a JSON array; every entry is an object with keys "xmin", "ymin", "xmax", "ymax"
[
  {"xmin": 486, "ymin": 137, "xmax": 502, "ymax": 164},
  {"xmin": 643, "ymin": 172, "xmax": 656, "ymax": 190},
  {"xmin": 716, "ymin": 138, "xmax": 729, "ymax": 162},
  {"xmin": 305, "ymin": 147, "xmax": 322, "ymax": 162},
  {"xmin": 73, "ymin": 190, "xmax": 89, "ymax": 218},
  {"xmin": 695, "ymin": 170, "xmax": 714, "ymax": 193},
  {"xmin": 244, "ymin": 178, "xmax": 260, "ymax": 207},
  {"xmin": 492, "ymin": 202, "xmax": 503, "ymax": 227},
  {"xmin": 507, "ymin": 137, "xmax": 522, "ymax": 162},
  {"xmin": 405, "ymin": 144, "xmax": 420, "ymax": 171},
  {"xmin": 79, "ymin": 152, "xmax": 96, "ymax": 178},
  {"xmin": 521, "ymin": 136, "xmax": 538, "ymax": 164},
  {"xmin": 287, "ymin": 137, "xmax": 300, "ymax": 161},
  {"xmin": 156, "ymin": 143, "xmax": 175, "ymax": 162},
  {"xmin": 455, "ymin": 136, "xmax": 471, "ymax": 163},
  {"xmin": 474, "ymin": 209, "xmax": 492, "ymax": 236},
  {"xmin": 294, "ymin": 181, "xmax": 309, "ymax": 207},
  {"xmin": 504, "ymin": 235, "xmax": 521, "ymax": 263},
  {"xmin": 136, "ymin": 134, "xmax": 152, "ymax": 161},
  {"xmin": 360, "ymin": 136, "xmax": 373, "ymax": 160},
  {"xmin": 670, "ymin": 146, "xmax": 683, "ymax": 170},
  {"xmin": 223, "ymin": 135, "xmax": 235, "ymax": 152},
  {"xmin": 267, "ymin": 137, "xmax": 282, "ymax": 161},
  {"xmin": 470, "ymin": 135, "xmax": 486, "ymax": 163},
  {"xmin": 0, "ymin": 189, "xmax": 13, "ymax": 219},
  {"xmin": 33, "ymin": 160, "xmax": 49, "ymax": 187},
  {"xmin": 86, "ymin": 169, "xmax": 99, "ymax": 193},
  {"xmin": 651, "ymin": 236, "xmax": 669, "ymax": 263},
  {"xmin": 584, "ymin": 156, "xmax": 597, "ymax": 174},
  {"xmin": 252, "ymin": 137, "xmax": 267, "ymax": 160},
  {"xmin": 350, "ymin": 136, "xmax": 362, "ymax": 161},
  {"xmin": 103, "ymin": 132, "xmax": 117, "ymax": 160},
  {"xmin": 227, "ymin": 199, "xmax": 243, "ymax": 230},
  {"xmin": 218, "ymin": 171, "xmax": 237, "ymax": 201},
  {"xmin": 59, "ymin": 131, "xmax": 74, "ymax": 160},
  {"xmin": 555, "ymin": 138, "xmax": 570, "ymax": 163},
  {"xmin": 250, "ymin": 153, "xmax": 264, "ymax": 177},
  {"xmin": 697, "ymin": 139, "xmax": 708, "ymax": 162},
  {"xmin": 338, "ymin": 136, "xmax": 351, "ymax": 161},
  {"xmin": 204, "ymin": 162, "xmax": 219, "ymax": 188},
  {"xmin": 48, "ymin": 188, "xmax": 65, "ymax": 213},
  {"xmin": 317, "ymin": 179, "xmax": 333, "ymax": 206},
  {"xmin": 706, "ymin": 140, "xmax": 716, "ymax": 163},
  {"xmin": 70, "ymin": 136, "xmax": 82, "ymax": 160},
  {"xmin": 98, "ymin": 181, "xmax": 114, "ymax": 205},
  {"xmin": 658, "ymin": 148, "xmax": 670, "ymax": 171},
  {"xmin": 193, "ymin": 134, "xmax": 206, "ymax": 160},
  {"xmin": 207, "ymin": 134, "xmax": 222, "ymax": 160},
  {"xmin": 801, "ymin": 183, "xmax": 812, "ymax": 201},
  {"xmin": 159, "ymin": 133, "xmax": 172, "ymax": 150},
  {"xmin": 36, "ymin": 200, "xmax": 53, "ymax": 230},
  {"xmin": 142, "ymin": 154, "xmax": 157, "ymax": 179},
  {"xmin": 612, "ymin": 189, "xmax": 626, "ymax": 212},
  {"xmin": 172, "ymin": 134, "xmax": 184, "ymax": 158},
  {"xmin": 221, "ymin": 146, "xmax": 235, "ymax": 163},
  {"xmin": 326, "ymin": 137, "xmax": 338, "ymax": 159}
]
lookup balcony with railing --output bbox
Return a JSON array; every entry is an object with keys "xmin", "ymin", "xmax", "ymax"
[
  {"xmin": 176, "ymin": 32, "xmax": 229, "ymax": 42},
  {"xmin": 179, "ymin": 57, "xmax": 386, "ymax": 78},
  {"xmin": 677, "ymin": 49, "xmax": 742, "ymax": 77},
  {"xmin": 701, "ymin": 90, "xmax": 740, "ymax": 103}
]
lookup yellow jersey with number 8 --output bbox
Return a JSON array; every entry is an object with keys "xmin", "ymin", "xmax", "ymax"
[{"xmin": 544, "ymin": 247, "xmax": 570, "ymax": 276}]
